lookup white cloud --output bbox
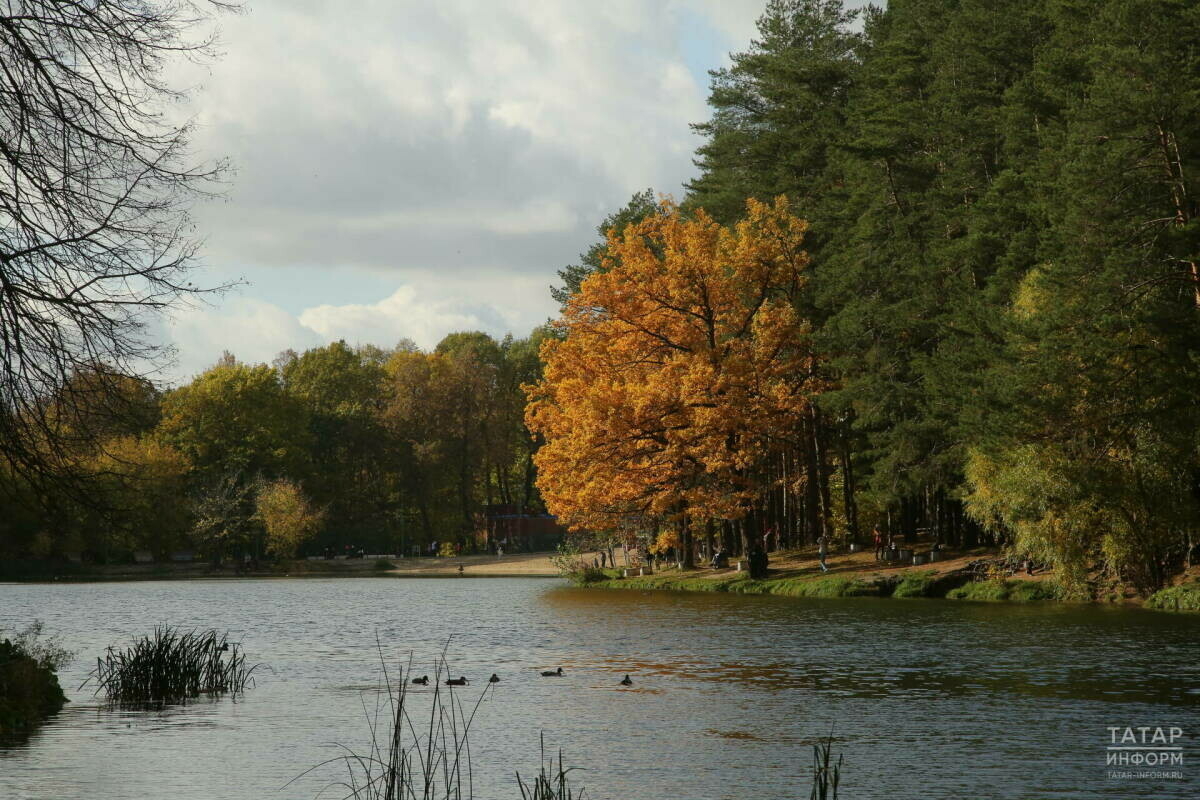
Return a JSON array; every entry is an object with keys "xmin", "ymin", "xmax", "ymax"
[
  {"xmin": 182, "ymin": 0, "xmax": 730, "ymax": 273},
  {"xmin": 162, "ymin": 270, "xmax": 557, "ymax": 383},
  {"xmin": 154, "ymin": 0, "xmax": 780, "ymax": 380},
  {"xmin": 166, "ymin": 296, "xmax": 324, "ymax": 381}
]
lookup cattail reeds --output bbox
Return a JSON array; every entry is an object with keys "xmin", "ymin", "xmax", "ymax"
[{"xmin": 83, "ymin": 627, "xmax": 256, "ymax": 707}]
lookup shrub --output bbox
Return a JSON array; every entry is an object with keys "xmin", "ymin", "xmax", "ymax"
[
  {"xmin": 569, "ymin": 567, "xmax": 618, "ymax": 585},
  {"xmin": 1146, "ymin": 582, "xmax": 1200, "ymax": 612},
  {"xmin": 0, "ymin": 622, "xmax": 70, "ymax": 734}
]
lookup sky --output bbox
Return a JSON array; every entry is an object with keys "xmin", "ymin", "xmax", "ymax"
[{"xmin": 161, "ymin": 0, "xmax": 870, "ymax": 383}]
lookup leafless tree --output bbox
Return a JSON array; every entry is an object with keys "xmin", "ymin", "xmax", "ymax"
[{"xmin": 0, "ymin": 1, "xmax": 237, "ymax": 491}]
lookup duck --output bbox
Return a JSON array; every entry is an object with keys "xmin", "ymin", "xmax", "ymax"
[
  {"xmin": 619, "ymin": 674, "xmax": 633, "ymax": 686},
  {"xmin": 411, "ymin": 675, "xmax": 429, "ymax": 685},
  {"xmin": 488, "ymin": 673, "xmax": 500, "ymax": 683},
  {"xmin": 540, "ymin": 667, "xmax": 564, "ymax": 677},
  {"xmin": 445, "ymin": 676, "xmax": 469, "ymax": 686}
]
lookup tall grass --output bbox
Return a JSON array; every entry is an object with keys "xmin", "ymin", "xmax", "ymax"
[
  {"xmin": 516, "ymin": 735, "xmax": 584, "ymax": 800},
  {"xmin": 809, "ymin": 731, "xmax": 842, "ymax": 800},
  {"xmin": 295, "ymin": 643, "xmax": 585, "ymax": 800},
  {"xmin": 84, "ymin": 627, "xmax": 255, "ymax": 706}
]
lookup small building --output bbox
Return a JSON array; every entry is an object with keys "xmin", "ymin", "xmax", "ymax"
[{"xmin": 478, "ymin": 505, "xmax": 566, "ymax": 553}]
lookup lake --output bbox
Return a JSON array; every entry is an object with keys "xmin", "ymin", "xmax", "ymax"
[{"xmin": 0, "ymin": 577, "xmax": 1197, "ymax": 799}]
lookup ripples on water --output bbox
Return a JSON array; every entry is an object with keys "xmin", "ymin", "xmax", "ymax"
[{"xmin": 1, "ymin": 578, "xmax": 1197, "ymax": 799}]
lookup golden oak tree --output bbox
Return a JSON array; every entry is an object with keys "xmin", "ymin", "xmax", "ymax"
[{"xmin": 526, "ymin": 197, "xmax": 819, "ymax": 565}]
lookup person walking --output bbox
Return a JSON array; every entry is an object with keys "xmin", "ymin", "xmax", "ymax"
[
  {"xmin": 873, "ymin": 526, "xmax": 884, "ymax": 561},
  {"xmin": 817, "ymin": 535, "xmax": 830, "ymax": 573}
]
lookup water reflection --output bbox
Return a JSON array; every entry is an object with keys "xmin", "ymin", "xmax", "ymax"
[{"xmin": 0, "ymin": 578, "xmax": 1197, "ymax": 800}]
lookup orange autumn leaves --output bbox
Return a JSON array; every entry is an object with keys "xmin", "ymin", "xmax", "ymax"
[{"xmin": 525, "ymin": 197, "xmax": 820, "ymax": 532}]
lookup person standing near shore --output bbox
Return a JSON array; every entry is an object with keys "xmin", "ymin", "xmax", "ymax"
[
  {"xmin": 873, "ymin": 526, "xmax": 884, "ymax": 561},
  {"xmin": 817, "ymin": 535, "xmax": 829, "ymax": 572}
]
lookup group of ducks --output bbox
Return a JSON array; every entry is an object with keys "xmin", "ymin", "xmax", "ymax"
[{"xmin": 409, "ymin": 668, "xmax": 634, "ymax": 687}]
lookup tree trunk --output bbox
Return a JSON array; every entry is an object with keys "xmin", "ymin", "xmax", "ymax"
[
  {"xmin": 839, "ymin": 422, "xmax": 860, "ymax": 544},
  {"xmin": 813, "ymin": 408, "xmax": 835, "ymax": 541},
  {"xmin": 680, "ymin": 513, "xmax": 695, "ymax": 569},
  {"xmin": 802, "ymin": 416, "xmax": 821, "ymax": 545}
]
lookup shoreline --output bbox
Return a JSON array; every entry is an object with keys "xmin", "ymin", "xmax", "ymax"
[
  {"xmin": 574, "ymin": 546, "xmax": 1199, "ymax": 611},
  {"xmin": 0, "ymin": 551, "xmax": 563, "ymax": 584}
]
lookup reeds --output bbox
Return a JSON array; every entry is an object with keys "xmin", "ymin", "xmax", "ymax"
[
  {"xmin": 295, "ymin": 640, "xmax": 583, "ymax": 800},
  {"xmin": 516, "ymin": 735, "xmax": 584, "ymax": 800},
  {"xmin": 809, "ymin": 730, "xmax": 842, "ymax": 800},
  {"xmin": 84, "ymin": 627, "xmax": 255, "ymax": 706}
]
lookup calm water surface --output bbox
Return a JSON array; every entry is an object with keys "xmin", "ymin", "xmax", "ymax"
[{"xmin": 0, "ymin": 577, "xmax": 1197, "ymax": 799}]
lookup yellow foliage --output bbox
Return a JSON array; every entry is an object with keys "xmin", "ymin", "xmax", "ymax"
[
  {"xmin": 526, "ymin": 196, "xmax": 821, "ymax": 531},
  {"xmin": 648, "ymin": 529, "xmax": 680, "ymax": 555},
  {"xmin": 255, "ymin": 479, "xmax": 324, "ymax": 558}
]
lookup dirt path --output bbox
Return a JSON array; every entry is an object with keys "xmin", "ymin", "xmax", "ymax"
[{"xmin": 383, "ymin": 551, "xmax": 561, "ymax": 577}]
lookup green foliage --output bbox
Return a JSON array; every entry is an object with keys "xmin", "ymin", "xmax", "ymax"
[
  {"xmin": 4, "ymin": 327, "xmax": 552, "ymax": 565},
  {"xmin": 683, "ymin": 0, "xmax": 1200, "ymax": 592},
  {"xmin": 159, "ymin": 359, "xmax": 310, "ymax": 482},
  {"xmin": 1145, "ymin": 583, "xmax": 1200, "ymax": 613},
  {"xmin": 551, "ymin": 189, "xmax": 666, "ymax": 304},
  {"xmin": 0, "ymin": 622, "xmax": 70, "ymax": 734}
]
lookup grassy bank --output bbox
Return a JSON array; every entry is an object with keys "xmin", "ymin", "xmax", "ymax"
[
  {"xmin": 573, "ymin": 547, "xmax": 1080, "ymax": 607},
  {"xmin": 584, "ymin": 568, "xmax": 1067, "ymax": 604}
]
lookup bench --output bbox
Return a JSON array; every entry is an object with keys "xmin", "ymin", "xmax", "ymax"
[
  {"xmin": 622, "ymin": 566, "xmax": 653, "ymax": 578},
  {"xmin": 734, "ymin": 559, "xmax": 748, "ymax": 572}
]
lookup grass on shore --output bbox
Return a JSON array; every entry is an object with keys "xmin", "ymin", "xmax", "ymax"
[
  {"xmin": 1146, "ymin": 582, "xmax": 1200, "ymax": 612},
  {"xmin": 583, "ymin": 564, "xmax": 1072, "ymax": 606},
  {"xmin": 944, "ymin": 579, "xmax": 1063, "ymax": 603},
  {"xmin": 590, "ymin": 571, "xmax": 877, "ymax": 598},
  {"xmin": 892, "ymin": 571, "xmax": 938, "ymax": 598}
]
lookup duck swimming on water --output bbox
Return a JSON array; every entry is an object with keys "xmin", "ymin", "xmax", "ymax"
[
  {"xmin": 540, "ymin": 667, "xmax": 564, "ymax": 677},
  {"xmin": 619, "ymin": 675, "xmax": 632, "ymax": 686},
  {"xmin": 445, "ymin": 676, "xmax": 469, "ymax": 686},
  {"xmin": 489, "ymin": 673, "xmax": 500, "ymax": 683},
  {"xmin": 411, "ymin": 675, "xmax": 429, "ymax": 685}
]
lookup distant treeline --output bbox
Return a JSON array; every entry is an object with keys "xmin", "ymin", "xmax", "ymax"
[
  {"xmin": 0, "ymin": 333, "xmax": 548, "ymax": 563},
  {"xmin": 532, "ymin": 0, "xmax": 1200, "ymax": 593}
]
